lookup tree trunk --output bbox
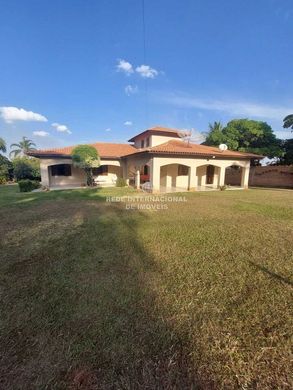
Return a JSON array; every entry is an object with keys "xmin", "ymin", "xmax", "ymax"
[{"xmin": 85, "ymin": 168, "xmax": 93, "ymax": 186}]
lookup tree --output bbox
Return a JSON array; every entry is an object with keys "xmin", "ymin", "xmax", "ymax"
[
  {"xmin": 71, "ymin": 145, "xmax": 100, "ymax": 186},
  {"xmin": 0, "ymin": 155, "xmax": 13, "ymax": 180},
  {"xmin": 12, "ymin": 157, "xmax": 40, "ymax": 181},
  {"xmin": 280, "ymin": 139, "xmax": 293, "ymax": 165},
  {"xmin": 203, "ymin": 121, "xmax": 225, "ymax": 145},
  {"xmin": 0, "ymin": 137, "xmax": 6, "ymax": 153},
  {"xmin": 283, "ymin": 114, "xmax": 293, "ymax": 131},
  {"xmin": 203, "ymin": 119, "xmax": 283, "ymax": 158},
  {"xmin": 10, "ymin": 136, "xmax": 37, "ymax": 158}
]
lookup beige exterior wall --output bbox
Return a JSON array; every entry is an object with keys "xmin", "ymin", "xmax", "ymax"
[
  {"xmin": 39, "ymin": 154, "xmax": 251, "ymax": 192},
  {"xmin": 133, "ymin": 134, "xmax": 179, "ymax": 148},
  {"xmin": 40, "ymin": 157, "xmax": 123, "ymax": 187},
  {"xmin": 150, "ymin": 156, "xmax": 250, "ymax": 192}
]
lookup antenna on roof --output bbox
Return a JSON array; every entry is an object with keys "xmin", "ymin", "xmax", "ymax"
[{"xmin": 178, "ymin": 128, "xmax": 204, "ymax": 145}]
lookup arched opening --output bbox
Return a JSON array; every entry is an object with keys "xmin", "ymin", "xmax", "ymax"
[
  {"xmin": 196, "ymin": 164, "xmax": 221, "ymax": 189},
  {"xmin": 225, "ymin": 165, "xmax": 243, "ymax": 187},
  {"xmin": 93, "ymin": 164, "xmax": 123, "ymax": 186},
  {"xmin": 160, "ymin": 163, "xmax": 190, "ymax": 192}
]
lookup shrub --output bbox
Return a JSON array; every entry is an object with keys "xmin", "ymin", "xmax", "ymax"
[
  {"xmin": 219, "ymin": 185, "xmax": 227, "ymax": 191},
  {"xmin": 0, "ymin": 176, "xmax": 7, "ymax": 185},
  {"xmin": 0, "ymin": 155, "xmax": 13, "ymax": 180},
  {"xmin": 18, "ymin": 179, "xmax": 40, "ymax": 192},
  {"xmin": 13, "ymin": 157, "xmax": 40, "ymax": 181},
  {"xmin": 116, "ymin": 177, "xmax": 127, "ymax": 187}
]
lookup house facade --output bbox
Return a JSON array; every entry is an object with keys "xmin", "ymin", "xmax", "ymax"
[{"xmin": 28, "ymin": 126, "xmax": 262, "ymax": 192}]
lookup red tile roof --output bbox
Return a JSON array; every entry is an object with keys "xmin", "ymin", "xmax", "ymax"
[
  {"xmin": 127, "ymin": 140, "xmax": 263, "ymax": 159},
  {"xmin": 128, "ymin": 126, "xmax": 181, "ymax": 142},
  {"xmin": 28, "ymin": 142, "xmax": 137, "ymax": 158}
]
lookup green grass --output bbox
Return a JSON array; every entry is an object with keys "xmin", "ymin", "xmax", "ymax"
[{"xmin": 0, "ymin": 185, "xmax": 292, "ymax": 389}]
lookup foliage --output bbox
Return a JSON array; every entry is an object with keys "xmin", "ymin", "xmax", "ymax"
[
  {"xmin": 116, "ymin": 177, "xmax": 127, "ymax": 187},
  {"xmin": 71, "ymin": 145, "xmax": 100, "ymax": 186},
  {"xmin": 278, "ymin": 139, "xmax": 293, "ymax": 165},
  {"xmin": 204, "ymin": 121, "xmax": 225, "ymax": 145},
  {"xmin": 13, "ymin": 157, "xmax": 40, "ymax": 181},
  {"xmin": 0, "ymin": 137, "xmax": 6, "ymax": 153},
  {"xmin": 204, "ymin": 119, "xmax": 283, "ymax": 158},
  {"xmin": 10, "ymin": 136, "xmax": 36, "ymax": 158},
  {"xmin": 18, "ymin": 179, "xmax": 40, "ymax": 192},
  {"xmin": 0, "ymin": 177, "xmax": 7, "ymax": 185},
  {"xmin": 0, "ymin": 155, "xmax": 13, "ymax": 180},
  {"xmin": 283, "ymin": 114, "xmax": 293, "ymax": 130}
]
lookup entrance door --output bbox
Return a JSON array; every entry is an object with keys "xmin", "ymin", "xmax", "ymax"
[{"xmin": 206, "ymin": 165, "xmax": 215, "ymax": 185}]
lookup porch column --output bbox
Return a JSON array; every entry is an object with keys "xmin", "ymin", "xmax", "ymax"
[
  {"xmin": 213, "ymin": 167, "xmax": 219, "ymax": 188},
  {"xmin": 241, "ymin": 166, "xmax": 250, "ymax": 189},
  {"xmin": 135, "ymin": 169, "xmax": 140, "ymax": 189},
  {"xmin": 218, "ymin": 166, "xmax": 226, "ymax": 187},
  {"xmin": 188, "ymin": 166, "xmax": 197, "ymax": 191},
  {"xmin": 122, "ymin": 161, "xmax": 129, "ymax": 185},
  {"xmin": 40, "ymin": 162, "xmax": 50, "ymax": 187},
  {"xmin": 150, "ymin": 157, "xmax": 160, "ymax": 193}
]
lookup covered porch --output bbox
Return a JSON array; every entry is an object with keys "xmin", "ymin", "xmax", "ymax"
[{"xmin": 135, "ymin": 157, "xmax": 251, "ymax": 193}]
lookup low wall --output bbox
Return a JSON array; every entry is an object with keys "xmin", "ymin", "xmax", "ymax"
[{"xmin": 249, "ymin": 166, "xmax": 293, "ymax": 188}]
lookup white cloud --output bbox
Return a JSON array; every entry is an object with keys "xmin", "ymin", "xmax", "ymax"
[
  {"xmin": 105, "ymin": 128, "xmax": 111, "ymax": 132},
  {"xmin": 135, "ymin": 64, "xmax": 158, "ymax": 78},
  {"xmin": 163, "ymin": 94, "xmax": 293, "ymax": 121},
  {"xmin": 0, "ymin": 106, "xmax": 47, "ymax": 123},
  {"xmin": 125, "ymin": 84, "xmax": 138, "ymax": 96},
  {"xmin": 52, "ymin": 122, "xmax": 72, "ymax": 134},
  {"xmin": 124, "ymin": 121, "xmax": 133, "ymax": 126},
  {"xmin": 33, "ymin": 130, "xmax": 49, "ymax": 137},
  {"xmin": 116, "ymin": 59, "xmax": 134, "ymax": 75}
]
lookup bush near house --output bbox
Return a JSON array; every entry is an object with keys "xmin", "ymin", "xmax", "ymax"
[
  {"xmin": 18, "ymin": 179, "xmax": 40, "ymax": 192},
  {"xmin": 116, "ymin": 177, "xmax": 127, "ymax": 187},
  {"xmin": 13, "ymin": 157, "xmax": 40, "ymax": 181}
]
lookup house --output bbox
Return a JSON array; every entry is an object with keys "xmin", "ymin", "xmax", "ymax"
[{"xmin": 28, "ymin": 126, "xmax": 262, "ymax": 192}]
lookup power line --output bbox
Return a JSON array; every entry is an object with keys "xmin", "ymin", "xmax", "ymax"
[{"xmin": 141, "ymin": 0, "xmax": 149, "ymax": 127}]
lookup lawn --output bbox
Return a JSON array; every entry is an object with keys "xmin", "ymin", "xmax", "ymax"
[{"xmin": 0, "ymin": 185, "xmax": 292, "ymax": 389}]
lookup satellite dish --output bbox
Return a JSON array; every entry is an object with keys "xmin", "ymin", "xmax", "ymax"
[{"xmin": 219, "ymin": 144, "xmax": 228, "ymax": 152}]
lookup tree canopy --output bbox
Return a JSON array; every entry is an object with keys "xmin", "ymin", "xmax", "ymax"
[
  {"xmin": 10, "ymin": 136, "xmax": 36, "ymax": 158},
  {"xmin": 283, "ymin": 114, "xmax": 293, "ymax": 131},
  {"xmin": 203, "ymin": 119, "xmax": 282, "ymax": 158},
  {"xmin": 0, "ymin": 137, "xmax": 6, "ymax": 153},
  {"xmin": 71, "ymin": 145, "xmax": 100, "ymax": 186}
]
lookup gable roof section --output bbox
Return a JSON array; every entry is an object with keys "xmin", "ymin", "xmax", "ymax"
[
  {"xmin": 28, "ymin": 142, "xmax": 137, "ymax": 159},
  {"xmin": 126, "ymin": 140, "xmax": 263, "ymax": 159},
  {"xmin": 128, "ymin": 126, "xmax": 181, "ymax": 142}
]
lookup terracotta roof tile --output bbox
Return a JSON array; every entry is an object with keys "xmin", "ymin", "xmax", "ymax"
[
  {"xmin": 28, "ymin": 142, "xmax": 137, "ymax": 158},
  {"xmin": 127, "ymin": 140, "xmax": 263, "ymax": 159},
  {"xmin": 128, "ymin": 126, "xmax": 181, "ymax": 142}
]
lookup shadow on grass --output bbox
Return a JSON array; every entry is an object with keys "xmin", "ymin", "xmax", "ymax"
[
  {"xmin": 248, "ymin": 260, "xmax": 293, "ymax": 287},
  {"xmin": 0, "ymin": 201, "xmax": 207, "ymax": 389}
]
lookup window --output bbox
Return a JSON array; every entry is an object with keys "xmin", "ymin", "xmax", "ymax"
[
  {"xmin": 141, "ymin": 139, "xmax": 145, "ymax": 148},
  {"xmin": 51, "ymin": 164, "xmax": 72, "ymax": 176},
  {"xmin": 143, "ymin": 165, "xmax": 149, "ymax": 175},
  {"xmin": 92, "ymin": 165, "xmax": 108, "ymax": 176},
  {"xmin": 146, "ymin": 137, "xmax": 150, "ymax": 147},
  {"xmin": 178, "ymin": 165, "xmax": 189, "ymax": 176}
]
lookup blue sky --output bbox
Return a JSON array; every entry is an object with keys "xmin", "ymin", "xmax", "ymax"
[{"xmin": 0, "ymin": 0, "xmax": 293, "ymax": 151}]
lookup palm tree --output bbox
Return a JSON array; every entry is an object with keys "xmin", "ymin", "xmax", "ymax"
[
  {"xmin": 208, "ymin": 121, "xmax": 224, "ymax": 132},
  {"xmin": 0, "ymin": 137, "xmax": 6, "ymax": 153},
  {"xmin": 10, "ymin": 136, "xmax": 37, "ymax": 158},
  {"xmin": 283, "ymin": 114, "xmax": 293, "ymax": 130}
]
